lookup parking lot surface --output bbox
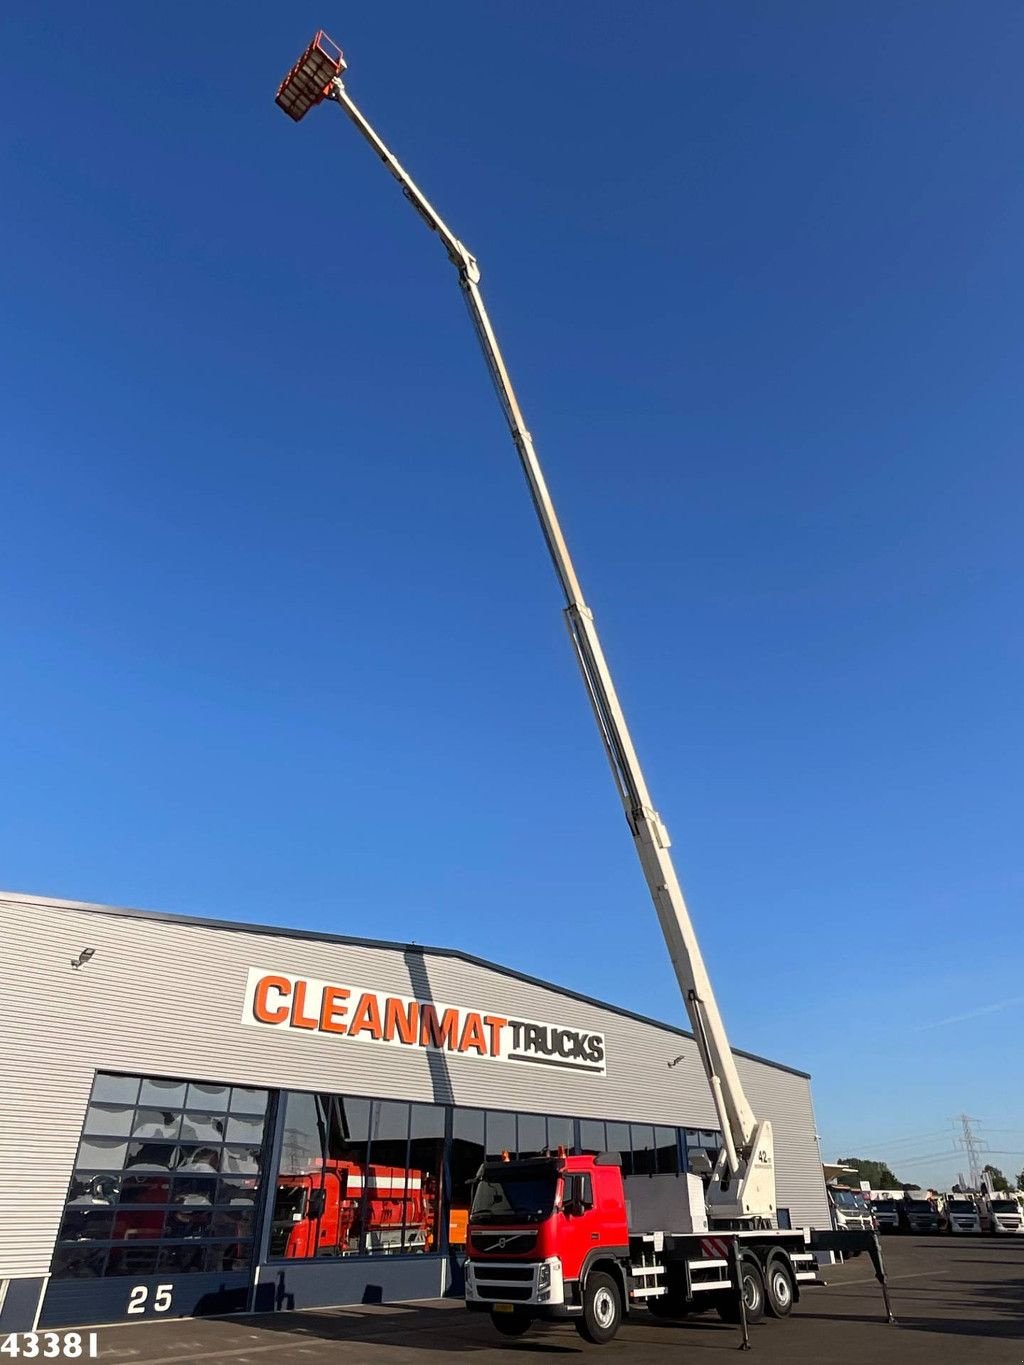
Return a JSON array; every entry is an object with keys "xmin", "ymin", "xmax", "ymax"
[{"xmin": 81, "ymin": 1237, "xmax": 1024, "ymax": 1364}]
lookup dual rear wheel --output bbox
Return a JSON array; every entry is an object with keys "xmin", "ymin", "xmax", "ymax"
[
  {"xmin": 717, "ymin": 1253, "xmax": 794, "ymax": 1324},
  {"xmin": 764, "ymin": 1256, "xmax": 795, "ymax": 1317}
]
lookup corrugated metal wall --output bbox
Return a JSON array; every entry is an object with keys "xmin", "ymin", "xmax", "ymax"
[{"xmin": 0, "ymin": 892, "xmax": 830, "ymax": 1278}]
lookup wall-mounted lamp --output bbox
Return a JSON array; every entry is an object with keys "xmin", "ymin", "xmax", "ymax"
[
  {"xmin": 71, "ymin": 948, "xmax": 96, "ymax": 970},
  {"xmin": 667, "ymin": 1054, "xmax": 686, "ymax": 1069}
]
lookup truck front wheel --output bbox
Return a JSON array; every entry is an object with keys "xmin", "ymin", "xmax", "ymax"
[{"xmin": 576, "ymin": 1271, "xmax": 622, "ymax": 1345}]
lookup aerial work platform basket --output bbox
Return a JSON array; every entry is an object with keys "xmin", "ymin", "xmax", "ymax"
[{"xmin": 275, "ymin": 31, "xmax": 345, "ymax": 122}]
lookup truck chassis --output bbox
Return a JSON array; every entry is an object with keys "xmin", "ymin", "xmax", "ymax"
[
  {"xmin": 470, "ymin": 1230, "xmax": 804, "ymax": 1342},
  {"xmin": 467, "ymin": 1226, "xmax": 892, "ymax": 1345}
]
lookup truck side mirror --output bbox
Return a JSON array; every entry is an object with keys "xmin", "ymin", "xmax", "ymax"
[{"xmin": 308, "ymin": 1188, "xmax": 326, "ymax": 1219}]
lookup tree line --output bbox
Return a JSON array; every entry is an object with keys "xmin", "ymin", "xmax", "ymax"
[{"xmin": 837, "ymin": 1156, "xmax": 1023, "ymax": 1192}]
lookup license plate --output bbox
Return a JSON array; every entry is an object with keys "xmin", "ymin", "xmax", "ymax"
[{"xmin": 493, "ymin": 1303, "xmax": 515, "ymax": 1313}]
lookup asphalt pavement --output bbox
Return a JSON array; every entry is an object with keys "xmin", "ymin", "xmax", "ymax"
[{"xmin": 68, "ymin": 1236, "xmax": 1024, "ymax": 1364}]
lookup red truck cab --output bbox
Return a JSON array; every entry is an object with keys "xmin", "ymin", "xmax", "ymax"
[{"xmin": 465, "ymin": 1152, "xmax": 630, "ymax": 1342}]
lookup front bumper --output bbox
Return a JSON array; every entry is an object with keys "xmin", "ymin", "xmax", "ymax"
[{"xmin": 465, "ymin": 1257, "xmax": 566, "ymax": 1310}]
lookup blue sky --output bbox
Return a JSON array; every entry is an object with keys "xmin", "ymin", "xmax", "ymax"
[{"xmin": 2, "ymin": 3, "xmax": 1022, "ymax": 1190}]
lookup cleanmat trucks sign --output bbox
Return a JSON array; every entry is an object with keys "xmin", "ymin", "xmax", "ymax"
[{"xmin": 241, "ymin": 967, "xmax": 606, "ymax": 1075}]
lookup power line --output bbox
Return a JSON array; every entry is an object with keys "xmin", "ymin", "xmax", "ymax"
[
  {"xmin": 846, "ymin": 1131, "xmax": 954, "ymax": 1149},
  {"xmin": 890, "ymin": 1150, "xmax": 960, "ymax": 1164},
  {"xmin": 897, "ymin": 1152, "xmax": 970, "ymax": 1166}
]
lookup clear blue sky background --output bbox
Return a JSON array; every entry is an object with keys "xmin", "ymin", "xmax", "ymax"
[{"xmin": 2, "ymin": 3, "xmax": 1022, "ymax": 1190}]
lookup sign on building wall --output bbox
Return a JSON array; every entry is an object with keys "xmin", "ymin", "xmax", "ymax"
[{"xmin": 241, "ymin": 968, "xmax": 606, "ymax": 1076}]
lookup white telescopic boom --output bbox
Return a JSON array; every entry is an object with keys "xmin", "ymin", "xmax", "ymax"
[{"xmin": 321, "ymin": 71, "xmax": 774, "ymax": 1220}]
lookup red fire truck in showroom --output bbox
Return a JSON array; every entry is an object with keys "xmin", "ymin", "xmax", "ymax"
[{"xmin": 272, "ymin": 32, "xmax": 895, "ymax": 1347}]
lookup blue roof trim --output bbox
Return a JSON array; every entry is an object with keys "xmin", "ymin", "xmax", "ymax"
[{"xmin": 0, "ymin": 889, "xmax": 810, "ymax": 1079}]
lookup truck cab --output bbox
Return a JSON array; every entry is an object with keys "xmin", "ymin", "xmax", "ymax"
[
  {"xmin": 826, "ymin": 1186, "xmax": 875, "ymax": 1233},
  {"xmin": 900, "ymin": 1197, "xmax": 941, "ymax": 1234},
  {"xmin": 464, "ymin": 1152, "xmax": 628, "ymax": 1339},
  {"xmin": 945, "ymin": 1196, "xmax": 981, "ymax": 1234},
  {"xmin": 870, "ymin": 1197, "xmax": 901, "ymax": 1232},
  {"xmin": 981, "ymin": 1194, "xmax": 1024, "ymax": 1235}
]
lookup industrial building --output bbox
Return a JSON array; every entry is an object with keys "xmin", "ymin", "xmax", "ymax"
[{"xmin": 0, "ymin": 891, "xmax": 830, "ymax": 1331}]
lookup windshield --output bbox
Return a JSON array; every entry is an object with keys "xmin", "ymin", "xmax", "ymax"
[
  {"xmin": 948, "ymin": 1200, "xmax": 975, "ymax": 1210},
  {"xmin": 831, "ymin": 1190, "xmax": 868, "ymax": 1210},
  {"xmin": 471, "ymin": 1169, "xmax": 558, "ymax": 1224},
  {"xmin": 906, "ymin": 1201, "xmax": 933, "ymax": 1212},
  {"xmin": 990, "ymin": 1201, "xmax": 1018, "ymax": 1213}
]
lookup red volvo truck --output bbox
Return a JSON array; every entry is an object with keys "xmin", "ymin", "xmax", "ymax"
[{"xmin": 464, "ymin": 1152, "xmax": 817, "ymax": 1343}]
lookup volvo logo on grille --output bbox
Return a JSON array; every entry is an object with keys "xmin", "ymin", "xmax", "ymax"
[{"xmin": 475, "ymin": 1230, "xmax": 536, "ymax": 1254}]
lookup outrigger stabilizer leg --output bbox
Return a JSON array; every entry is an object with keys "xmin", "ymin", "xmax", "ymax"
[
  {"xmin": 868, "ymin": 1231, "xmax": 898, "ymax": 1326},
  {"xmin": 807, "ymin": 1228, "xmax": 898, "ymax": 1325},
  {"xmin": 730, "ymin": 1238, "xmax": 753, "ymax": 1351}
]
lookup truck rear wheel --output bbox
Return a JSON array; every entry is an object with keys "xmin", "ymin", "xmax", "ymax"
[
  {"xmin": 764, "ymin": 1254, "xmax": 794, "ymax": 1318},
  {"xmin": 717, "ymin": 1256, "xmax": 766, "ymax": 1325},
  {"xmin": 576, "ymin": 1271, "xmax": 622, "ymax": 1345},
  {"xmin": 490, "ymin": 1309, "xmax": 532, "ymax": 1337}
]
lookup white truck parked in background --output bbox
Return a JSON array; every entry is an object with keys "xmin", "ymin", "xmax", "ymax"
[
  {"xmin": 980, "ymin": 1193, "xmax": 1024, "ymax": 1235},
  {"xmin": 827, "ymin": 1186, "xmax": 875, "ymax": 1234},
  {"xmin": 945, "ymin": 1195, "xmax": 981, "ymax": 1234},
  {"xmin": 867, "ymin": 1192, "xmax": 902, "ymax": 1232}
]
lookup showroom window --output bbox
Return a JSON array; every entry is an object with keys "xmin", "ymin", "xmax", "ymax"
[
  {"xmin": 51, "ymin": 1072, "xmax": 269, "ymax": 1280},
  {"xmin": 478, "ymin": 1110, "xmax": 578, "ymax": 1162},
  {"xmin": 269, "ymin": 1093, "xmax": 444, "ymax": 1259},
  {"xmin": 448, "ymin": 1107, "xmax": 484, "ymax": 1252},
  {"xmin": 578, "ymin": 1119, "xmax": 684, "ymax": 1175},
  {"xmin": 447, "ymin": 1107, "xmax": 580, "ymax": 1251}
]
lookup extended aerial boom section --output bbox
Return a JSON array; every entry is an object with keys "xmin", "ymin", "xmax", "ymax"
[{"xmin": 275, "ymin": 35, "xmax": 776, "ymax": 1223}]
